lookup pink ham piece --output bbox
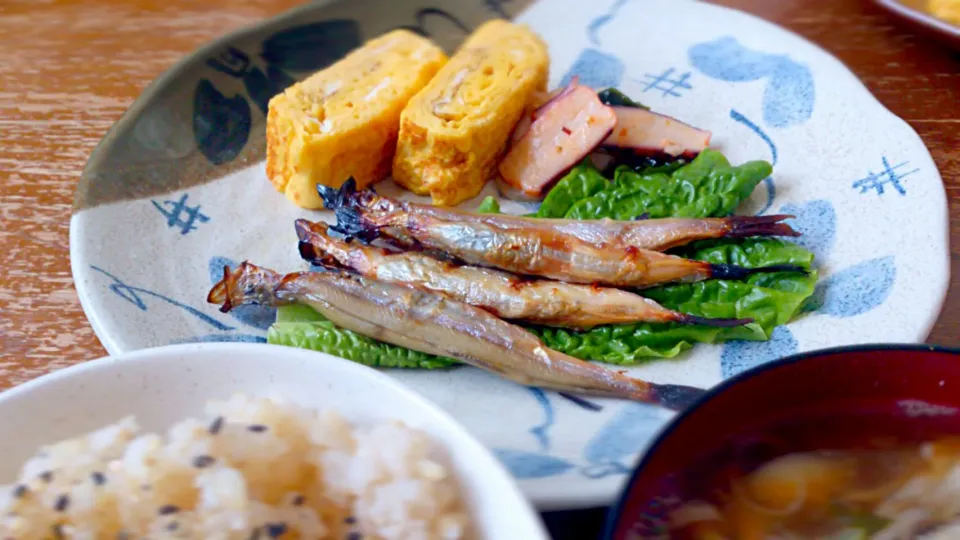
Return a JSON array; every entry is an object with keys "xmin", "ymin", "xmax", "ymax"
[
  {"xmin": 509, "ymin": 84, "xmax": 575, "ymax": 145},
  {"xmin": 497, "ymin": 83, "xmax": 617, "ymax": 201},
  {"xmin": 603, "ymin": 107, "xmax": 711, "ymax": 157}
]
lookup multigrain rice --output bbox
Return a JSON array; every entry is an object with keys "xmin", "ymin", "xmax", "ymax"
[{"xmin": 0, "ymin": 394, "xmax": 469, "ymax": 539}]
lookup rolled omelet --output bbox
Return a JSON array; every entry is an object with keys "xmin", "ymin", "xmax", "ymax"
[
  {"xmin": 266, "ymin": 30, "xmax": 447, "ymax": 209},
  {"xmin": 392, "ymin": 20, "xmax": 549, "ymax": 207}
]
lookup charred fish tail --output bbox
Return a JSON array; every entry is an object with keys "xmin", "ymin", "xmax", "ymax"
[
  {"xmin": 674, "ymin": 314, "xmax": 755, "ymax": 328},
  {"xmin": 316, "ymin": 178, "xmax": 381, "ymax": 242},
  {"xmin": 297, "ymin": 240, "xmax": 347, "ymax": 271},
  {"xmin": 317, "ymin": 176, "xmax": 361, "ymax": 211},
  {"xmin": 649, "ymin": 383, "xmax": 707, "ymax": 411},
  {"xmin": 726, "ymin": 214, "xmax": 801, "ymax": 238},
  {"xmin": 206, "ymin": 262, "xmax": 284, "ymax": 313},
  {"xmin": 709, "ymin": 263, "xmax": 809, "ymax": 281}
]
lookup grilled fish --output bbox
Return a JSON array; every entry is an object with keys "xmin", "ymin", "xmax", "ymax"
[
  {"xmin": 320, "ymin": 180, "xmax": 805, "ymax": 288},
  {"xmin": 295, "ymin": 219, "xmax": 752, "ymax": 329},
  {"xmin": 208, "ymin": 262, "xmax": 704, "ymax": 409},
  {"xmin": 320, "ymin": 178, "xmax": 798, "ymax": 252}
]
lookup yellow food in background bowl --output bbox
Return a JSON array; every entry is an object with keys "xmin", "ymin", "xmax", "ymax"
[
  {"xmin": 392, "ymin": 20, "xmax": 550, "ymax": 207},
  {"xmin": 929, "ymin": 0, "xmax": 960, "ymax": 25},
  {"xmin": 266, "ymin": 30, "xmax": 447, "ymax": 209}
]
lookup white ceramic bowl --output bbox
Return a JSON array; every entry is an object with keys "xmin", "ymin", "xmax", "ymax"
[{"xmin": 0, "ymin": 342, "xmax": 548, "ymax": 540}]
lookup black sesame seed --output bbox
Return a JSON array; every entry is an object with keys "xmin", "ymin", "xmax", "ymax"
[
  {"xmin": 192, "ymin": 455, "xmax": 216, "ymax": 468},
  {"xmin": 209, "ymin": 416, "xmax": 225, "ymax": 435},
  {"xmin": 344, "ymin": 515, "xmax": 357, "ymax": 525},
  {"xmin": 166, "ymin": 521, "xmax": 180, "ymax": 531},
  {"xmin": 346, "ymin": 533, "xmax": 362, "ymax": 540},
  {"xmin": 39, "ymin": 471, "xmax": 53, "ymax": 483},
  {"xmin": 52, "ymin": 524, "xmax": 65, "ymax": 539},
  {"xmin": 158, "ymin": 504, "xmax": 180, "ymax": 515},
  {"xmin": 12, "ymin": 484, "xmax": 28, "ymax": 498},
  {"xmin": 291, "ymin": 494, "xmax": 305, "ymax": 506},
  {"xmin": 265, "ymin": 522, "xmax": 287, "ymax": 537},
  {"xmin": 91, "ymin": 472, "xmax": 106, "ymax": 486},
  {"xmin": 247, "ymin": 424, "xmax": 269, "ymax": 433},
  {"xmin": 54, "ymin": 494, "xmax": 70, "ymax": 512}
]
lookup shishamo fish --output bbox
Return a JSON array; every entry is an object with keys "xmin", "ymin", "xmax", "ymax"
[
  {"xmin": 207, "ymin": 261, "xmax": 705, "ymax": 409},
  {"xmin": 295, "ymin": 219, "xmax": 752, "ymax": 329},
  {"xmin": 320, "ymin": 179, "xmax": 805, "ymax": 288},
  {"xmin": 320, "ymin": 177, "xmax": 798, "ymax": 252}
]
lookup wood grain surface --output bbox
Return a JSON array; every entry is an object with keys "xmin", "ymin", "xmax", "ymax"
[{"xmin": 0, "ymin": 0, "xmax": 957, "ymax": 535}]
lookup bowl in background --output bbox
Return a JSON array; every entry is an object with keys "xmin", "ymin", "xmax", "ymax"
[
  {"xmin": 0, "ymin": 342, "xmax": 549, "ymax": 540},
  {"xmin": 603, "ymin": 344, "xmax": 960, "ymax": 539},
  {"xmin": 874, "ymin": 0, "xmax": 960, "ymax": 48}
]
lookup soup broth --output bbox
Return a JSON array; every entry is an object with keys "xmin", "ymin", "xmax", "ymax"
[{"xmin": 666, "ymin": 412, "xmax": 960, "ymax": 540}]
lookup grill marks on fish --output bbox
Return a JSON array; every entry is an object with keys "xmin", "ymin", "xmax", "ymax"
[
  {"xmin": 207, "ymin": 262, "xmax": 699, "ymax": 405},
  {"xmin": 295, "ymin": 220, "xmax": 751, "ymax": 329}
]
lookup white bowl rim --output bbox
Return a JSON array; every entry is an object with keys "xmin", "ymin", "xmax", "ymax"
[{"xmin": 0, "ymin": 342, "xmax": 550, "ymax": 539}]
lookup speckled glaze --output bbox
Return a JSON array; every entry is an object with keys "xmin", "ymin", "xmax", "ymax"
[
  {"xmin": 70, "ymin": 0, "xmax": 950, "ymax": 509},
  {"xmin": 0, "ymin": 343, "xmax": 549, "ymax": 539}
]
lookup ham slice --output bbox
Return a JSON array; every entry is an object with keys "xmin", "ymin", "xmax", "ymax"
[
  {"xmin": 497, "ymin": 83, "xmax": 617, "ymax": 201},
  {"xmin": 603, "ymin": 107, "xmax": 711, "ymax": 157}
]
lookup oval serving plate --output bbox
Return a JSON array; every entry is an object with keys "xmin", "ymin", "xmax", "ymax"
[{"xmin": 70, "ymin": 0, "xmax": 950, "ymax": 509}]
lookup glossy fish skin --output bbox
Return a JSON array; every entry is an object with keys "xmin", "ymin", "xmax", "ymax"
[
  {"xmin": 295, "ymin": 219, "xmax": 752, "ymax": 329},
  {"xmin": 322, "ymin": 180, "xmax": 805, "ymax": 288},
  {"xmin": 319, "ymin": 178, "xmax": 798, "ymax": 252},
  {"xmin": 207, "ymin": 262, "xmax": 703, "ymax": 407}
]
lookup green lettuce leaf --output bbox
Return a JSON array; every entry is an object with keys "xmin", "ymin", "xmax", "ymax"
[
  {"xmin": 476, "ymin": 196, "xmax": 501, "ymax": 214},
  {"xmin": 597, "ymin": 87, "xmax": 649, "ymax": 109},
  {"xmin": 268, "ymin": 306, "xmax": 457, "ymax": 369},
  {"xmin": 534, "ymin": 238, "xmax": 816, "ymax": 363},
  {"xmin": 535, "ymin": 159, "xmax": 610, "ymax": 218},
  {"xmin": 565, "ymin": 149, "xmax": 771, "ymax": 220}
]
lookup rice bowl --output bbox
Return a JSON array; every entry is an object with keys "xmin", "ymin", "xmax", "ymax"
[{"xmin": 0, "ymin": 343, "xmax": 547, "ymax": 540}]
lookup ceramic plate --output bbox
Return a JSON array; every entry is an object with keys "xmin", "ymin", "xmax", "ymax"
[{"xmin": 70, "ymin": 0, "xmax": 950, "ymax": 509}]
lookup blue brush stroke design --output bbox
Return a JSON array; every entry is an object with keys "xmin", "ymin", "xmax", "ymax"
[
  {"xmin": 730, "ymin": 109, "xmax": 777, "ymax": 165},
  {"xmin": 394, "ymin": 8, "xmax": 471, "ymax": 38},
  {"xmin": 690, "ymin": 37, "xmax": 815, "ymax": 128},
  {"xmin": 560, "ymin": 48, "xmax": 625, "ymax": 89},
  {"xmin": 494, "ymin": 449, "xmax": 575, "ymax": 479},
  {"xmin": 809, "ymin": 256, "xmax": 896, "ymax": 318},
  {"xmin": 779, "ymin": 200, "xmax": 836, "ymax": 264},
  {"xmin": 243, "ymin": 65, "xmax": 296, "ymax": 115},
  {"xmin": 587, "ymin": 0, "xmax": 632, "ymax": 46},
  {"xmin": 580, "ymin": 403, "xmax": 668, "ymax": 478},
  {"xmin": 260, "ymin": 20, "xmax": 362, "ymax": 72},
  {"xmin": 176, "ymin": 334, "xmax": 267, "ymax": 344},
  {"xmin": 729, "ymin": 108, "xmax": 778, "ymax": 215},
  {"xmin": 635, "ymin": 68, "xmax": 693, "ymax": 98},
  {"xmin": 527, "ymin": 388, "xmax": 554, "ymax": 452},
  {"xmin": 852, "ymin": 157, "xmax": 919, "ymax": 197},
  {"xmin": 483, "ymin": 0, "xmax": 510, "ymax": 17},
  {"xmin": 207, "ymin": 256, "xmax": 277, "ymax": 330},
  {"xmin": 721, "ymin": 326, "xmax": 798, "ymax": 379},
  {"xmin": 90, "ymin": 265, "xmax": 234, "ymax": 331},
  {"xmin": 193, "ymin": 79, "xmax": 251, "ymax": 165},
  {"xmin": 765, "ymin": 60, "xmax": 815, "ymax": 129}
]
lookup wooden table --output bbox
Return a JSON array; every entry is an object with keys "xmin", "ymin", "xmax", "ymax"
[{"xmin": 0, "ymin": 0, "xmax": 957, "ymax": 537}]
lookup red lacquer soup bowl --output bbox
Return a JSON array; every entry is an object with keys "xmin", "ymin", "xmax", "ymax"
[{"xmin": 602, "ymin": 344, "xmax": 960, "ymax": 539}]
